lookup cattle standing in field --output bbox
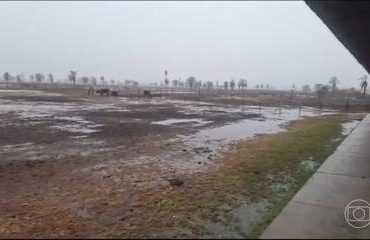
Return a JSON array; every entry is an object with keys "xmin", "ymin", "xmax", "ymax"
[
  {"xmin": 111, "ymin": 89, "xmax": 118, "ymax": 96},
  {"xmin": 143, "ymin": 90, "xmax": 152, "ymax": 98},
  {"xmin": 97, "ymin": 88, "xmax": 110, "ymax": 96}
]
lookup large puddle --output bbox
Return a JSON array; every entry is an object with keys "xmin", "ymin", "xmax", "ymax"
[
  {"xmin": 157, "ymin": 105, "xmax": 339, "ymax": 172},
  {"xmin": 190, "ymin": 105, "xmax": 335, "ymax": 143},
  {"xmin": 341, "ymin": 119, "xmax": 361, "ymax": 136},
  {"xmin": 205, "ymin": 200, "xmax": 271, "ymax": 238},
  {"xmin": 152, "ymin": 118, "xmax": 213, "ymax": 127},
  {"xmin": 0, "ymin": 89, "xmax": 62, "ymax": 96},
  {"xmin": 0, "ymin": 95, "xmax": 115, "ymax": 133},
  {"xmin": 116, "ymin": 105, "xmax": 343, "ymax": 175}
]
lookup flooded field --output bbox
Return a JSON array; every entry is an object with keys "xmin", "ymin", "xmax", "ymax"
[
  {"xmin": 0, "ymin": 89, "xmax": 338, "ymax": 170},
  {"xmin": 0, "ymin": 89, "xmax": 360, "ymax": 238}
]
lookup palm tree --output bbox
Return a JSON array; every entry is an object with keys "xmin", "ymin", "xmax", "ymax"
[
  {"xmin": 195, "ymin": 80, "xmax": 202, "ymax": 88},
  {"xmin": 69, "ymin": 71, "xmax": 77, "ymax": 86},
  {"xmin": 81, "ymin": 77, "xmax": 90, "ymax": 84},
  {"xmin": 3, "ymin": 72, "xmax": 10, "ymax": 88},
  {"xmin": 16, "ymin": 74, "xmax": 22, "ymax": 83},
  {"xmin": 90, "ymin": 77, "xmax": 97, "ymax": 86},
  {"xmin": 315, "ymin": 84, "xmax": 330, "ymax": 101},
  {"xmin": 172, "ymin": 79, "xmax": 178, "ymax": 88},
  {"xmin": 238, "ymin": 79, "xmax": 247, "ymax": 99},
  {"xmin": 359, "ymin": 75, "xmax": 368, "ymax": 96},
  {"xmin": 186, "ymin": 76, "xmax": 196, "ymax": 88},
  {"xmin": 229, "ymin": 79, "xmax": 235, "ymax": 90},
  {"xmin": 290, "ymin": 84, "xmax": 296, "ymax": 100},
  {"xmin": 178, "ymin": 78, "xmax": 183, "ymax": 88},
  {"xmin": 48, "ymin": 73, "xmax": 54, "ymax": 84},
  {"xmin": 302, "ymin": 84, "xmax": 311, "ymax": 94},
  {"xmin": 206, "ymin": 81, "xmax": 213, "ymax": 89},
  {"xmin": 164, "ymin": 70, "xmax": 169, "ymax": 87},
  {"xmin": 179, "ymin": 80, "xmax": 184, "ymax": 88},
  {"xmin": 238, "ymin": 79, "xmax": 247, "ymax": 90},
  {"xmin": 100, "ymin": 76, "xmax": 105, "ymax": 85},
  {"xmin": 35, "ymin": 73, "xmax": 44, "ymax": 83},
  {"xmin": 124, "ymin": 79, "xmax": 131, "ymax": 86},
  {"xmin": 328, "ymin": 76, "xmax": 339, "ymax": 92}
]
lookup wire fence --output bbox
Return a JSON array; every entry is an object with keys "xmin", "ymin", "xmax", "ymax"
[{"xmin": 1, "ymin": 80, "xmax": 369, "ymax": 112}]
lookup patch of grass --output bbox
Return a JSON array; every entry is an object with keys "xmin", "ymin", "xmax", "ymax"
[
  {"xmin": 113, "ymin": 115, "xmax": 350, "ymax": 238},
  {"xmin": 222, "ymin": 115, "xmax": 347, "ymax": 238}
]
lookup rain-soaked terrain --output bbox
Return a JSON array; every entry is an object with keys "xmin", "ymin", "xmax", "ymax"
[
  {"xmin": 0, "ymin": 89, "xmax": 339, "ymax": 171},
  {"xmin": 0, "ymin": 89, "xmax": 360, "ymax": 237}
]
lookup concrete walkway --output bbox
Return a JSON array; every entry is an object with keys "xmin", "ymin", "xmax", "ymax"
[{"xmin": 261, "ymin": 114, "xmax": 370, "ymax": 239}]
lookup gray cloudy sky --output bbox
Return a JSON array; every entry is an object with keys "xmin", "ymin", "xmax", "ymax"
[{"xmin": 0, "ymin": 1, "xmax": 368, "ymax": 89}]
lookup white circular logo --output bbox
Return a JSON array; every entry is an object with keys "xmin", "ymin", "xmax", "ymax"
[{"xmin": 344, "ymin": 199, "xmax": 370, "ymax": 229}]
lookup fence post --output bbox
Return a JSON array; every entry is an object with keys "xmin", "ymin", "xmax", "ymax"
[{"xmin": 345, "ymin": 97, "xmax": 350, "ymax": 112}]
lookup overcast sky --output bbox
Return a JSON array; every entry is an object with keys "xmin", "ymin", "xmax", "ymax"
[{"xmin": 0, "ymin": 1, "xmax": 368, "ymax": 89}]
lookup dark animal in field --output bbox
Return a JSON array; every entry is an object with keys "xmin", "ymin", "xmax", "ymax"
[
  {"xmin": 111, "ymin": 90, "xmax": 118, "ymax": 96},
  {"xmin": 97, "ymin": 88, "xmax": 110, "ymax": 96},
  {"xmin": 143, "ymin": 90, "xmax": 152, "ymax": 98}
]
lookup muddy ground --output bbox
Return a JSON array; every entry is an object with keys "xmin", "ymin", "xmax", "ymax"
[{"xmin": 0, "ymin": 88, "xmax": 357, "ymax": 238}]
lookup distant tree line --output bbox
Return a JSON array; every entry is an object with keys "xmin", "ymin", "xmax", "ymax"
[
  {"xmin": 0, "ymin": 71, "xmax": 144, "ymax": 88},
  {"xmin": 1, "ymin": 70, "xmax": 368, "ymax": 99}
]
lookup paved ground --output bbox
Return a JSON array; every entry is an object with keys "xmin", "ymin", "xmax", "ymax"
[{"xmin": 261, "ymin": 114, "xmax": 370, "ymax": 239}]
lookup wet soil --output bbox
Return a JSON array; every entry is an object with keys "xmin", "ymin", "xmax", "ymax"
[{"xmin": 0, "ymin": 88, "xmax": 342, "ymax": 237}]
